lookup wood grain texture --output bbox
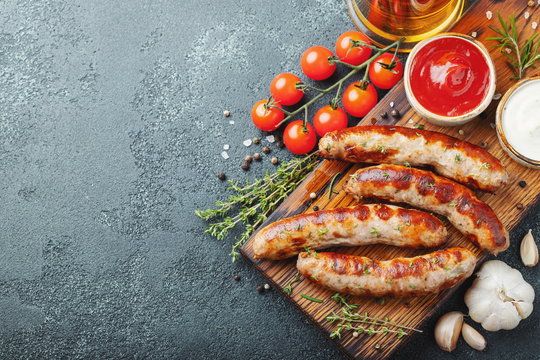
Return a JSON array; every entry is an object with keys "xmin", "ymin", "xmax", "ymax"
[{"xmin": 241, "ymin": 1, "xmax": 540, "ymax": 359}]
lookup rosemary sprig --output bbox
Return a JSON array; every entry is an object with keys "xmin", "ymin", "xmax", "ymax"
[
  {"xmin": 327, "ymin": 293, "xmax": 422, "ymax": 339},
  {"xmin": 487, "ymin": 13, "xmax": 540, "ymax": 79},
  {"xmin": 195, "ymin": 153, "xmax": 320, "ymax": 261}
]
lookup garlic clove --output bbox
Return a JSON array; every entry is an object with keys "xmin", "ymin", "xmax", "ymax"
[
  {"xmin": 461, "ymin": 323, "xmax": 487, "ymax": 351},
  {"xmin": 520, "ymin": 229, "xmax": 538, "ymax": 267},
  {"xmin": 434, "ymin": 311, "xmax": 464, "ymax": 352}
]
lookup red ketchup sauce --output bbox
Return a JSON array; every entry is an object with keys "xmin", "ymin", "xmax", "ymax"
[{"xmin": 409, "ymin": 37, "xmax": 491, "ymax": 117}]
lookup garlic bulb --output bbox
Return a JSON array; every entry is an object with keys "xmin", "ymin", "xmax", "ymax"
[
  {"xmin": 520, "ymin": 229, "xmax": 538, "ymax": 267},
  {"xmin": 465, "ymin": 260, "xmax": 535, "ymax": 331},
  {"xmin": 461, "ymin": 323, "xmax": 486, "ymax": 351},
  {"xmin": 434, "ymin": 311, "xmax": 463, "ymax": 352}
]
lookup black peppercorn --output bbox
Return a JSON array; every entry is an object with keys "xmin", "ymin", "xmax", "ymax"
[
  {"xmin": 233, "ymin": 275, "xmax": 241, "ymax": 281},
  {"xmin": 516, "ymin": 203, "xmax": 524, "ymax": 210},
  {"xmin": 253, "ymin": 153, "xmax": 262, "ymax": 161},
  {"xmin": 313, "ymin": 205, "xmax": 320, "ymax": 211},
  {"xmin": 479, "ymin": 141, "xmax": 488, "ymax": 148},
  {"xmin": 380, "ymin": 111, "xmax": 388, "ymax": 119},
  {"xmin": 390, "ymin": 109, "xmax": 400, "ymax": 119},
  {"xmin": 244, "ymin": 155, "xmax": 253, "ymax": 163},
  {"xmin": 217, "ymin": 172, "xmax": 226, "ymax": 181},
  {"xmin": 276, "ymin": 140, "xmax": 284, "ymax": 149},
  {"xmin": 241, "ymin": 162, "xmax": 250, "ymax": 171},
  {"xmin": 271, "ymin": 157, "xmax": 279, "ymax": 165},
  {"xmin": 262, "ymin": 146, "xmax": 271, "ymax": 154},
  {"xmin": 256, "ymin": 285, "xmax": 265, "ymax": 293},
  {"xmin": 518, "ymin": 180, "xmax": 527, "ymax": 188},
  {"xmin": 252, "ymin": 137, "xmax": 260, "ymax": 144}
]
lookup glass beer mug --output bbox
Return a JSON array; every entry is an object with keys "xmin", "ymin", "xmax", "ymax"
[{"xmin": 346, "ymin": 0, "xmax": 465, "ymax": 51}]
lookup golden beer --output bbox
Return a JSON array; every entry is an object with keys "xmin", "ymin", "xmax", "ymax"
[{"xmin": 346, "ymin": 0, "xmax": 465, "ymax": 51}]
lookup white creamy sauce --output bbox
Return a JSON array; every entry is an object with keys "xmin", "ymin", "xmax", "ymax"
[{"xmin": 501, "ymin": 79, "xmax": 540, "ymax": 160}]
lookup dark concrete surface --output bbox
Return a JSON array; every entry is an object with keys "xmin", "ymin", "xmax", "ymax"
[{"xmin": 0, "ymin": 0, "xmax": 537, "ymax": 359}]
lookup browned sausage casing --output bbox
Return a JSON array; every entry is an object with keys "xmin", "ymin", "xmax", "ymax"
[
  {"xmin": 297, "ymin": 248, "xmax": 477, "ymax": 297},
  {"xmin": 319, "ymin": 125, "xmax": 508, "ymax": 192},
  {"xmin": 252, "ymin": 204, "xmax": 447, "ymax": 260},
  {"xmin": 345, "ymin": 164, "xmax": 509, "ymax": 254}
]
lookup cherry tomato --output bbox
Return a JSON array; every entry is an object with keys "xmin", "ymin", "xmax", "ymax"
[
  {"xmin": 335, "ymin": 31, "xmax": 373, "ymax": 66},
  {"xmin": 368, "ymin": 52, "xmax": 404, "ymax": 89},
  {"xmin": 269, "ymin": 73, "xmax": 304, "ymax": 106},
  {"xmin": 313, "ymin": 106, "xmax": 348, "ymax": 137},
  {"xmin": 283, "ymin": 120, "xmax": 317, "ymax": 155},
  {"xmin": 300, "ymin": 46, "xmax": 336, "ymax": 81},
  {"xmin": 251, "ymin": 99, "xmax": 284, "ymax": 131},
  {"xmin": 342, "ymin": 82, "xmax": 378, "ymax": 117}
]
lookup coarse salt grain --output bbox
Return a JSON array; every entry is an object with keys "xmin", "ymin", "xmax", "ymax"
[
  {"xmin": 505, "ymin": 48, "xmax": 512, "ymax": 54},
  {"xmin": 493, "ymin": 93, "xmax": 502, "ymax": 100},
  {"xmin": 266, "ymin": 135, "xmax": 275, "ymax": 143},
  {"xmin": 486, "ymin": 11, "xmax": 492, "ymax": 20},
  {"xmin": 490, "ymin": 122, "xmax": 495, "ymax": 129},
  {"xmin": 221, "ymin": 151, "xmax": 229, "ymax": 160},
  {"xmin": 533, "ymin": 21, "xmax": 538, "ymax": 30},
  {"xmin": 525, "ymin": 12, "xmax": 530, "ymax": 20},
  {"xmin": 223, "ymin": 144, "xmax": 230, "ymax": 150},
  {"xmin": 243, "ymin": 139, "xmax": 252, "ymax": 147},
  {"xmin": 390, "ymin": 101, "xmax": 395, "ymax": 107},
  {"xmin": 229, "ymin": 120, "xmax": 235, "ymax": 125},
  {"xmin": 471, "ymin": 31, "xmax": 477, "ymax": 38},
  {"xmin": 408, "ymin": 119, "xmax": 414, "ymax": 124}
]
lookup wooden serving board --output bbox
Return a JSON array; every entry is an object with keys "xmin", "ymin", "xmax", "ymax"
[{"xmin": 241, "ymin": 0, "xmax": 540, "ymax": 359}]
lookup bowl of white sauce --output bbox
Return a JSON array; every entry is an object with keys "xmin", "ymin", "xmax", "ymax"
[{"xmin": 496, "ymin": 76, "xmax": 540, "ymax": 169}]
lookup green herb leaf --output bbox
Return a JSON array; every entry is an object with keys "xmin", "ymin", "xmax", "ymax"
[
  {"xmin": 300, "ymin": 294, "xmax": 324, "ymax": 303},
  {"xmin": 489, "ymin": 13, "xmax": 540, "ymax": 79}
]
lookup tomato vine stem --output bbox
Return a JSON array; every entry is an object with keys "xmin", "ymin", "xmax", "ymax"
[{"xmin": 274, "ymin": 37, "xmax": 404, "ymax": 127}]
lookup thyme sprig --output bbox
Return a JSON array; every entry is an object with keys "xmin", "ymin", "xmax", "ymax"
[
  {"xmin": 283, "ymin": 273, "xmax": 302, "ymax": 295},
  {"xmin": 488, "ymin": 13, "xmax": 540, "ymax": 79},
  {"xmin": 195, "ymin": 153, "xmax": 320, "ymax": 261},
  {"xmin": 327, "ymin": 293, "xmax": 422, "ymax": 339}
]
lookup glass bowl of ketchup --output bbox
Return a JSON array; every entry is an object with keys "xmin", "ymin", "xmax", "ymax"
[{"xmin": 404, "ymin": 33, "xmax": 496, "ymax": 126}]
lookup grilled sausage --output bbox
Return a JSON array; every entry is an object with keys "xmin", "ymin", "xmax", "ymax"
[
  {"xmin": 319, "ymin": 125, "xmax": 508, "ymax": 192},
  {"xmin": 252, "ymin": 204, "xmax": 448, "ymax": 260},
  {"xmin": 345, "ymin": 164, "xmax": 509, "ymax": 254},
  {"xmin": 297, "ymin": 247, "xmax": 477, "ymax": 297}
]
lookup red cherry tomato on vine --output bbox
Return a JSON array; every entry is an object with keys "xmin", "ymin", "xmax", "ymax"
[
  {"xmin": 251, "ymin": 99, "xmax": 284, "ymax": 131},
  {"xmin": 283, "ymin": 120, "xmax": 317, "ymax": 155},
  {"xmin": 269, "ymin": 73, "xmax": 304, "ymax": 106},
  {"xmin": 342, "ymin": 82, "xmax": 378, "ymax": 117},
  {"xmin": 335, "ymin": 31, "xmax": 373, "ymax": 66},
  {"xmin": 300, "ymin": 46, "xmax": 336, "ymax": 81},
  {"xmin": 313, "ymin": 106, "xmax": 348, "ymax": 137},
  {"xmin": 368, "ymin": 52, "xmax": 403, "ymax": 89}
]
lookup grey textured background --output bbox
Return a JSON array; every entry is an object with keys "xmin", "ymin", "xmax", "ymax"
[{"xmin": 0, "ymin": 0, "xmax": 538, "ymax": 359}]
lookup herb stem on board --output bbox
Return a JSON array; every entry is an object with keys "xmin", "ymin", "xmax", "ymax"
[
  {"xmin": 327, "ymin": 172, "xmax": 341, "ymax": 199},
  {"xmin": 283, "ymin": 273, "xmax": 302, "ymax": 295},
  {"xmin": 327, "ymin": 293, "xmax": 422, "ymax": 339},
  {"xmin": 487, "ymin": 13, "xmax": 540, "ymax": 79},
  {"xmin": 301, "ymin": 294, "xmax": 324, "ymax": 303}
]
